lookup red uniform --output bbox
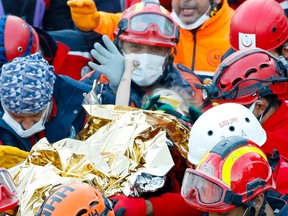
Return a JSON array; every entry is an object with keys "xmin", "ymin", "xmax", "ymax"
[
  {"xmin": 111, "ymin": 145, "xmax": 204, "ymax": 216},
  {"xmin": 262, "ymin": 100, "xmax": 288, "ymax": 159},
  {"xmin": 273, "ymin": 154, "xmax": 288, "ymax": 195}
]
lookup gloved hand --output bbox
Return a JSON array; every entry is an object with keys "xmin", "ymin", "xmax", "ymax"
[
  {"xmin": 67, "ymin": 0, "xmax": 100, "ymax": 31},
  {"xmin": 109, "ymin": 195, "xmax": 146, "ymax": 216},
  {"xmin": 88, "ymin": 35, "xmax": 125, "ymax": 90},
  {"xmin": 0, "ymin": 146, "xmax": 29, "ymax": 168}
]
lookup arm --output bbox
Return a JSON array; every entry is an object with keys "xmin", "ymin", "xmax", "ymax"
[
  {"xmin": 111, "ymin": 193, "xmax": 204, "ymax": 216},
  {"xmin": 116, "ymin": 55, "xmax": 139, "ymax": 106}
]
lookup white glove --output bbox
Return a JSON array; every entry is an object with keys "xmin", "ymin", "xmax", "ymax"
[{"xmin": 88, "ymin": 35, "xmax": 125, "ymax": 90}]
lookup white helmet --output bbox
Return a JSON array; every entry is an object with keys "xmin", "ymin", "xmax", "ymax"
[{"xmin": 188, "ymin": 103, "xmax": 267, "ymax": 165}]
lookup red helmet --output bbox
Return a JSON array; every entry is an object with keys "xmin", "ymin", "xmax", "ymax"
[
  {"xmin": 0, "ymin": 15, "xmax": 39, "ymax": 66},
  {"xmin": 36, "ymin": 183, "xmax": 115, "ymax": 216},
  {"xmin": 181, "ymin": 136, "xmax": 276, "ymax": 213},
  {"xmin": 230, "ymin": 0, "xmax": 288, "ymax": 51},
  {"xmin": 205, "ymin": 48, "xmax": 288, "ymax": 105},
  {"xmin": 0, "ymin": 168, "xmax": 19, "ymax": 212},
  {"xmin": 115, "ymin": 0, "xmax": 179, "ymax": 48}
]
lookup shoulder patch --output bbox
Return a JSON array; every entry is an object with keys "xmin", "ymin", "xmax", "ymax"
[{"xmin": 207, "ymin": 48, "xmax": 224, "ymax": 67}]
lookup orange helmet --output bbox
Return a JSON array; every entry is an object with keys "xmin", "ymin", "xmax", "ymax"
[
  {"xmin": 0, "ymin": 15, "xmax": 39, "ymax": 66},
  {"xmin": 36, "ymin": 183, "xmax": 115, "ymax": 216},
  {"xmin": 181, "ymin": 136, "xmax": 276, "ymax": 213},
  {"xmin": 115, "ymin": 0, "xmax": 179, "ymax": 48},
  {"xmin": 230, "ymin": 0, "xmax": 288, "ymax": 51},
  {"xmin": 202, "ymin": 48, "xmax": 288, "ymax": 105}
]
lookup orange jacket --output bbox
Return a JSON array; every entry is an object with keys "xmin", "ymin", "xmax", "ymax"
[
  {"xmin": 175, "ymin": 1, "xmax": 234, "ymax": 77},
  {"xmin": 87, "ymin": 0, "xmax": 234, "ymax": 77}
]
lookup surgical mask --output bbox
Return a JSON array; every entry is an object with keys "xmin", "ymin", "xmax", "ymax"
[
  {"xmin": 171, "ymin": 7, "xmax": 211, "ymax": 30},
  {"xmin": 126, "ymin": 53, "xmax": 165, "ymax": 87},
  {"xmin": 2, "ymin": 102, "xmax": 51, "ymax": 138}
]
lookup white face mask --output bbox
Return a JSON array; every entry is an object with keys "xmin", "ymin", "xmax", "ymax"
[
  {"xmin": 126, "ymin": 53, "xmax": 165, "ymax": 87},
  {"xmin": 2, "ymin": 103, "xmax": 51, "ymax": 138},
  {"xmin": 170, "ymin": 8, "xmax": 210, "ymax": 30}
]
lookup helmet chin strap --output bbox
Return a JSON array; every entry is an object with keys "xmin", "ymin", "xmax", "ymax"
[
  {"xmin": 259, "ymin": 96, "xmax": 278, "ymax": 123},
  {"xmin": 243, "ymin": 193, "xmax": 267, "ymax": 216},
  {"xmin": 242, "ymin": 206, "xmax": 255, "ymax": 216},
  {"xmin": 242, "ymin": 200, "xmax": 256, "ymax": 216}
]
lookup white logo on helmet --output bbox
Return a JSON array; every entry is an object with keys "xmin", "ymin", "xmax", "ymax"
[
  {"xmin": 239, "ymin": 33, "xmax": 256, "ymax": 50},
  {"xmin": 200, "ymin": 161, "xmax": 214, "ymax": 176}
]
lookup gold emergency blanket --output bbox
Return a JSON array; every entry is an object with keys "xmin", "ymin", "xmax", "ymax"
[{"xmin": 10, "ymin": 105, "xmax": 190, "ymax": 216}]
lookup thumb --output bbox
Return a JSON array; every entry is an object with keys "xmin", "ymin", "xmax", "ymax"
[
  {"xmin": 67, "ymin": 0, "xmax": 77, "ymax": 7},
  {"xmin": 88, "ymin": 61, "xmax": 101, "ymax": 72}
]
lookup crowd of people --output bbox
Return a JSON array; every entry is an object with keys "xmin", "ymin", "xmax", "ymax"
[{"xmin": 0, "ymin": 0, "xmax": 288, "ymax": 215}]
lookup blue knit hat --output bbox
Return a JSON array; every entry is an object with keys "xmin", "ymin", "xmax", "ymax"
[{"xmin": 0, "ymin": 52, "xmax": 56, "ymax": 114}]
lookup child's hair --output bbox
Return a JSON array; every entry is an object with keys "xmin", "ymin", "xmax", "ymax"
[{"xmin": 141, "ymin": 85, "xmax": 199, "ymax": 115}]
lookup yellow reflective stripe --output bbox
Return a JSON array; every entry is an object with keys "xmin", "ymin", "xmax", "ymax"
[
  {"xmin": 196, "ymin": 151, "xmax": 210, "ymax": 169},
  {"xmin": 222, "ymin": 146, "xmax": 267, "ymax": 187},
  {"xmin": 135, "ymin": 3, "xmax": 144, "ymax": 12}
]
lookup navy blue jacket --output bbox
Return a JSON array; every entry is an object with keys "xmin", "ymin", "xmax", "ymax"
[
  {"xmin": 0, "ymin": 75, "xmax": 91, "ymax": 151},
  {"xmin": 268, "ymin": 195, "xmax": 288, "ymax": 215}
]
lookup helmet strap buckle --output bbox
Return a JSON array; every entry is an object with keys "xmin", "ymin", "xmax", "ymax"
[{"xmin": 224, "ymin": 190, "xmax": 243, "ymax": 207}]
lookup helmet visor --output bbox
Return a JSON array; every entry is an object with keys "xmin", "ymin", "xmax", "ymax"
[
  {"xmin": 0, "ymin": 168, "xmax": 17, "ymax": 194},
  {"xmin": 182, "ymin": 169, "xmax": 225, "ymax": 204},
  {"xmin": 181, "ymin": 168, "xmax": 240, "ymax": 212},
  {"xmin": 129, "ymin": 13, "xmax": 177, "ymax": 38}
]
